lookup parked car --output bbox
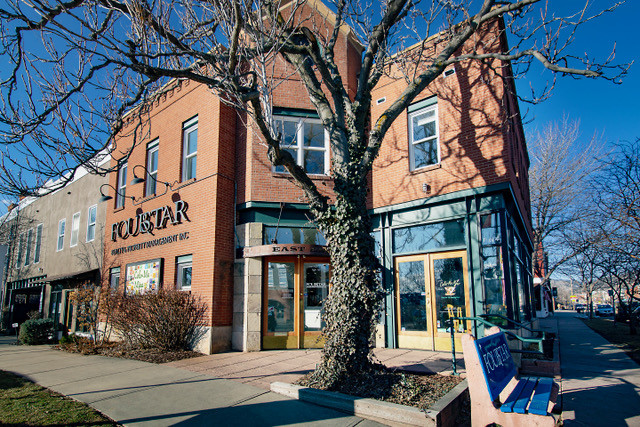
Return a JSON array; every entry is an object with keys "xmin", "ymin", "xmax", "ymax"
[
  {"xmin": 575, "ymin": 304, "xmax": 586, "ymax": 313},
  {"xmin": 596, "ymin": 304, "xmax": 614, "ymax": 317}
]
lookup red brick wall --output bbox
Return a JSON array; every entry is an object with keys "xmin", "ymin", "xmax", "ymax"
[{"xmin": 105, "ymin": 81, "xmax": 237, "ymax": 328}]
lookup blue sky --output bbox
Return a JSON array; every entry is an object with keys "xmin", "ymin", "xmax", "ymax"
[{"xmin": 518, "ymin": 0, "xmax": 639, "ymax": 146}]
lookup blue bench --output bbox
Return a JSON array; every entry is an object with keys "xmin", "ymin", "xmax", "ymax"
[{"xmin": 461, "ymin": 328, "xmax": 560, "ymax": 426}]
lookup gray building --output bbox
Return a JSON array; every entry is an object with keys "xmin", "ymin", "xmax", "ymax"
[{"xmin": 1, "ymin": 160, "xmax": 107, "ymax": 332}]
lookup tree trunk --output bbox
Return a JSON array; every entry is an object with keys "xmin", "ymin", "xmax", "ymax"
[{"xmin": 307, "ymin": 172, "xmax": 384, "ymax": 389}]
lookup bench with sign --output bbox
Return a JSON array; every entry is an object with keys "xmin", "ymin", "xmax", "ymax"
[{"xmin": 461, "ymin": 327, "xmax": 560, "ymax": 426}]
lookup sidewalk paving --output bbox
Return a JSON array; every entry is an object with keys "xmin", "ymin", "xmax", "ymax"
[
  {"xmin": 554, "ymin": 311, "xmax": 640, "ymax": 426},
  {"xmin": 0, "ymin": 338, "xmax": 382, "ymax": 426},
  {"xmin": 0, "ymin": 336, "xmax": 461, "ymax": 426}
]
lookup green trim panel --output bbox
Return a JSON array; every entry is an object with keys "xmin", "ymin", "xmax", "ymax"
[
  {"xmin": 408, "ymin": 95, "xmax": 437, "ymax": 113},
  {"xmin": 273, "ymin": 107, "xmax": 319, "ymax": 119}
]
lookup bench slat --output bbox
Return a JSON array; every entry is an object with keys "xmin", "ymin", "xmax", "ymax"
[
  {"xmin": 528, "ymin": 377, "xmax": 554, "ymax": 415},
  {"xmin": 512, "ymin": 377, "xmax": 537, "ymax": 414},
  {"xmin": 500, "ymin": 378, "xmax": 530, "ymax": 413}
]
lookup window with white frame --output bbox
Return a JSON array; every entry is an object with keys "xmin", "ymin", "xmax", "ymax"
[
  {"xmin": 70, "ymin": 212, "xmax": 80, "ymax": 247},
  {"xmin": 408, "ymin": 103, "xmax": 439, "ymax": 171},
  {"xmin": 116, "ymin": 162, "xmax": 127, "ymax": 208},
  {"xmin": 146, "ymin": 139, "xmax": 159, "ymax": 196},
  {"xmin": 57, "ymin": 219, "xmax": 66, "ymax": 251},
  {"xmin": 86, "ymin": 205, "xmax": 97, "ymax": 242},
  {"xmin": 24, "ymin": 228, "xmax": 33, "ymax": 266},
  {"xmin": 182, "ymin": 118, "xmax": 198, "ymax": 181},
  {"xmin": 34, "ymin": 224, "xmax": 43, "ymax": 263},
  {"xmin": 273, "ymin": 115, "xmax": 329, "ymax": 175},
  {"xmin": 176, "ymin": 255, "xmax": 192, "ymax": 290},
  {"xmin": 16, "ymin": 233, "xmax": 24, "ymax": 268},
  {"xmin": 110, "ymin": 267, "xmax": 121, "ymax": 290}
]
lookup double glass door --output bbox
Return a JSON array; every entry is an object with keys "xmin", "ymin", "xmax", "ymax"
[
  {"xmin": 263, "ymin": 257, "xmax": 330, "ymax": 349},
  {"xmin": 395, "ymin": 250, "xmax": 470, "ymax": 351}
]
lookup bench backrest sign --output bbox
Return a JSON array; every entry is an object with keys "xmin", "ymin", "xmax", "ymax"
[{"xmin": 474, "ymin": 332, "xmax": 517, "ymax": 401}]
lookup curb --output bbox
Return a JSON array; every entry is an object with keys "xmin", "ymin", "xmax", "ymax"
[{"xmin": 270, "ymin": 379, "xmax": 469, "ymax": 426}]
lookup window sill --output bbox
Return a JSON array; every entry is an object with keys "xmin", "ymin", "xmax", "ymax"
[
  {"xmin": 271, "ymin": 172, "xmax": 333, "ymax": 181},
  {"xmin": 410, "ymin": 163, "xmax": 442, "ymax": 175},
  {"xmin": 113, "ymin": 206, "xmax": 126, "ymax": 213},
  {"xmin": 174, "ymin": 178, "xmax": 197, "ymax": 190}
]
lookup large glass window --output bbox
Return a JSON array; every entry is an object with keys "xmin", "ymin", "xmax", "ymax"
[
  {"xmin": 409, "ymin": 104, "xmax": 439, "ymax": 170},
  {"xmin": 34, "ymin": 224, "xmax": 42, "ymax": 263},
  {"xmin": 116, "ymin": 162, "xmax": 127, "ymax": 208},
  {"xmin": 182, "ymin": 118, "xmax": 198, "ymax": 181},
  {"xmin": 86, "ymin": 205, "xmax": 97, "ymax": 242},
  {"xmin": 146, "ymin": 139, "xmax": 159, "ymax": 196},
  {"xmin": 57, "ymin": 219, "xmax": 66, "ymax": 251},
  {"xmin": 176, "ymin": 255, "xmax": 193, "ymax": 290},
  {"xmin": 263, "ymin": 226, "xmax": 326, "ymax": 245},
  {"xmin": 267, "ymin": 262, "xmax": 296, "ymax": 333},
  {"xmin": 273, "ymin": 116, "xmax": 328, "ymax": 175},
  {"xmin": 397, "ymin": 260, "xmax": 427, "ymax": 332},
  {"xmin": 393, "ymin": 219, "xmax": 465, "ymax": 254},
  {"xmin": 70, "ymin": 212, "xmax": 80, "ymax": 247},
  {"xmin": 480, "ymin": 213, "xmax": 507, "ymax": 320},
  {"xmin": 303, "ymin": 263, "xmax": 330, "ymax": 331}
]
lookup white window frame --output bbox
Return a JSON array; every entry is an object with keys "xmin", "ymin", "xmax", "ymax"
[
  {"xmin": 110, "ymin": 267, "xmax": 121, "ymax": 290},
  {"xmin": 272, "ymin": 116, "xmax": 329, "ymax": 175},
  {"xmin": 408, "ymin": 103, "xmax": 440, "ymax": 171},
  {"xmin": 146, "ymin": 139, "xmax": 159, "ymax": 196},
  {"xmin": 182, "ymin": 118, "xmax": 198, "ymax": 182},
  {"xmin": 116, "ymin": 162, "xmax": 127, "ymax": 208},
  {"xmin": 176, "ymin": 254, "xmax": 193, "ymax": 290},
  {"xmin": 34, "ymin": 224, "xmax": 43, "ymax": 264},
  {"xmin": 24, "ymin": 228, "xmax": 33, "ymax": 266},
  {"xmin": 86, "ymin": 205, "xmax": 97, "ymax": 242},
  {"xmin": 70, "ymin": 212, "xmax": 81, "ymax": 247},
  {"xmin": 16, "ymin": 233, "xmax": 24, "ymax": 268},
  {"xmin": 57, "ymin": 218, "xmax": 66, "ymax": 252}
]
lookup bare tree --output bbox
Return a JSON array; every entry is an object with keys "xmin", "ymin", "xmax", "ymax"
[
  {"xmin": 0, "ymin": 0, "xmax": 631, "ymax": 386},
  {"xmin": 529, "ymin": 117, "xmax": 603, "ymax": 284}
]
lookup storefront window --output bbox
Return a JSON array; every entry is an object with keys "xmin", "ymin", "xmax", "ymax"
[
  {"xmin": 267, "ymin": 262, "xmax": 295, "ymax": 333},
  {"xmin": 303, "ymin": 263, "xmax": 329, "ymax": 331},
  {"xmin": 393, "ymin": 219, "xmax": 465, "ymax": 254},
  {"xmin": 481, "ymin": 213, "xmax": 507, "ymax": 321},
  {"xmin": 433, "ymin": 257, "xmax": 467, "ymax": 332},
  {"xmin": 397, "ymin": 260, "xmax": 427, "ymax": 332},
  {"xmin": 263, "ymin": 226, "xmax": 326, "ymax": 246}
]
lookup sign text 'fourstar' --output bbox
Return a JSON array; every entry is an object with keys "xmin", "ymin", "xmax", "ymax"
[{"xmin": 111, "ymin": 200, "xmax": 189, "ymax": 242}]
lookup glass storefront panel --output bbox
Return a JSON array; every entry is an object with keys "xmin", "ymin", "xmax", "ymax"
[
  {"xmin": 481, "ymin": 213, "xmax": 507, "ymax": 320},
  {"xmin": 433, "ymin": 257, "xmax": 466, "ymax": 333},
  {"xmin": 397, "ymin": 260, "xmax": 427, "ymax": 332},
  {"xmin": 264, "ymin": 226, "xmax": 326, "ymax": 246},
  {"xmin": 266, "ymin": 262, "xmax": 295, "ymax": 333},
  {"xmin": 393, "ymin": 219, "xmax": 465, "ymax": 254},
  {"xmin": 303, "ymin": 263, "xmax": 330, "ymax": 331}
]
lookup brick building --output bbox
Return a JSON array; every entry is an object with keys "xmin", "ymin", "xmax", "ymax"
[{"xmin": 100, "ymin": 10, "xmax": 533, "ymax": 354}]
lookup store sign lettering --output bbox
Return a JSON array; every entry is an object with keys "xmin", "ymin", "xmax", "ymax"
[{"xmin": 111, "ymin": 201, "xmax": 189, "ymax": 242}]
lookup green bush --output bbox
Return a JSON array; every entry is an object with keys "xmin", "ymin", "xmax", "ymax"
[{"xmin": 19, "ymin": 319, "xmax": 56, "ymax": 345}]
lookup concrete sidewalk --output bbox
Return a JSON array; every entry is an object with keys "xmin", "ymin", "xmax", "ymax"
[
  {"xmin": 0, "ymin": 338, "xmax": 383, "ymax": 426},
  {"xmin": 554, "ymin": 311, "xmax": 640, "ymax": 426}
]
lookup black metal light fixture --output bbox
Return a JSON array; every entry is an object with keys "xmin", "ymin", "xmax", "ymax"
[
  {"xmin": 130, "ymin": 165, "xmax": 148, "ymax": 186},
  {"xmin": 98, "ymin": 183, "xmax": 116, "ymax": 202}
]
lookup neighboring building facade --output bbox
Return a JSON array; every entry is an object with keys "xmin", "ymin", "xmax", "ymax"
[
  {"xmin": 0, "ymin": 163, "xmax": 107, "ymax": 332},
  {"xmin": 101, "ymin": 10, "xmax": 534, "ymax": 355}
]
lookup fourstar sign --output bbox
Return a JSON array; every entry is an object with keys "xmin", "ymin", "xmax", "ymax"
[{"xmin": 111, "ymin": 200, "xmax": 189, "ymax": 242}]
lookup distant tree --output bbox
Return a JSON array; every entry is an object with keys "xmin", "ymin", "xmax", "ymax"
[
  {"xmin": 0, "ymin": 0, "xmax": 630, "ymax": 387},
  {"xmin": 529, "ymin": 118, "xmax": 602, "ymax": 285}
]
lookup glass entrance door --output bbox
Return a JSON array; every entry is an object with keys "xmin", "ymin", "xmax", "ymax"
[
  {"xmin": 262, "ymin": 257, "xmax": 330, "ymax": 349},
  {"xmin": 395, "ymin": 250, "xmax": 469, "ymax": 351}
]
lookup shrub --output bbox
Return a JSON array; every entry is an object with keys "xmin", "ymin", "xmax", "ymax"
[
  {"xmin": 19, "ymin": 318, "xmax": 55, "ymax": 345},
  {"xmin": 110, "ymin": 290, "xmax": 206, "ymax": 351}
]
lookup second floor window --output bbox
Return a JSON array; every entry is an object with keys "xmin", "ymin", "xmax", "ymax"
[
  {"xmin": 57, "ymin": 219, "xmax": 65, "ymax": 251},
  {"xmin": 182, "ymin": 118, "xmax": 198, "ymax": 181},
  {"xmin": 110, "ymin": 267, "xmax": 121, "ymax": 290},
  {"xmin": 70, "ymin": 212, "xmax": 80, "ymax": 247},
  {"xmin": 24, "ymin": 228, "xmax": 33, "ymax": 266},
  {"xmin": 34, "ymin": 224, "xmax": 43, "ymax": 263},
  {"xmin": 273, "ymin": 116, "xmax": 329, "ymax": 175},
  {"xmin": 409, "ymin": 103, "xmax": 439, "ymax": 171},
  {"xmin": 146, "ymin": 139, "xmax": 159, "ymax": 196},
  {"xmin": 16, "ymin": 233, "xmax": 24, "ymax": 268},
  {"xmin": 86, "ymin": 205, "xmax": 97, "ymax": 242},
  {"xmin": 116, "ymin": 162, "xmax": 127, "ymax": 208}
]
